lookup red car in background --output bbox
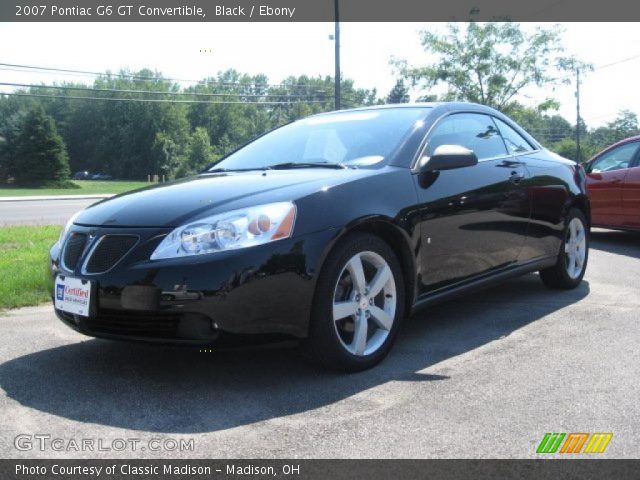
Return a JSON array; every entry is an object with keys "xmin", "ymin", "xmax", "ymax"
[{"xmin": 585, "ymin": 136, "xmax": 640, "ymax": 231}]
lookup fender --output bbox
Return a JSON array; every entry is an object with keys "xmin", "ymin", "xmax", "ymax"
[{"xmin": 311, "ymin": 214, "xmax": 419, "ymax": 312}]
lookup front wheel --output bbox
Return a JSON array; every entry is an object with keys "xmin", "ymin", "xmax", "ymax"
[
  {"xmin": 301, "ymin": 233, "xmax": 405, "ymax": 372},
  {"xmin": 539, "ymin": 208, "xmax": 589, "ymax": 289}
]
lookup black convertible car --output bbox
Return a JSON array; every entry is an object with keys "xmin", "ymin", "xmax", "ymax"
[{"xmin": 49, "ymin": 103, "xmax": 590, "ymax": 371}]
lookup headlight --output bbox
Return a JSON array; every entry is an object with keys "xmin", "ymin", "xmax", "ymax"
[
  {"xmin": 58, "ymin": 212, "xmax": 79, "ymax": 244},
  {"xmin": 150, "ymin": 202, "xmax": 297, "ymax": 260}
]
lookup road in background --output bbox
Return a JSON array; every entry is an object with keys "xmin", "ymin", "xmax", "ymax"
[
  {"xmin": 0, "ymin": 229, "xmax": 638, "ymax": 458},
  {"xmin": 0, "ymin": 198, "xmax": 97, "ymax": 226}
]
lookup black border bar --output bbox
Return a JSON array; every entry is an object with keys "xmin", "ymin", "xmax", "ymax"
[
  {"xmin": 3, "ymin": 459, "xmax": 640, "ymax": 480},
  {"xmin": 3, "ymin": 0, "xmax": 640, "ymax": 22}
]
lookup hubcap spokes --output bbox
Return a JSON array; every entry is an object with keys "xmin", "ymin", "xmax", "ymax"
[
  {"xmin": 564, "ymin": 218, "xmax": 586, "ymax": 279},
  {"xmin": 333, "ymin": 251, "xmax": 396, "ymax": 356}
]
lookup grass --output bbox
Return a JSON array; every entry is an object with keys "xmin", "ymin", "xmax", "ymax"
[
  {"xmin": 0, "ymin": 180, "xmax": 149, "ymax": 197},
  {"xmin": 0, "ymin": 226, "xmax": 60, "ymax": 310}
]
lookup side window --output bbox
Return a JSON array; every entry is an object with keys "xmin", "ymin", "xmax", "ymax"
[
  {"xmin": 493, "ymin": 118, "xmax": 534, "ymax": 155},
  {"xmin": 426, "ymin": 113, "xmax": 507, "ymax": 161},
  {"xmin": 590, "ymin": 143, "xmax": 638, "ymax": 173}
]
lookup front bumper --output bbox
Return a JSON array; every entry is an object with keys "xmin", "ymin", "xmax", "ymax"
[{"xmin": 49, "ymin": 225, "xmax": 336, "ymax": 342}]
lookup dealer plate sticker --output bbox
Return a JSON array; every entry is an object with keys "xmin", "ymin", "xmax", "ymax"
[{"xmin": 54, "ymin": 276, "xmax": 91, "ymax": 317}]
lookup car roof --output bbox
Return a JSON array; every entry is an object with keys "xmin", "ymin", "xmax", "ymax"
[
  {"xmin": 339, "ymin": 102, "xmax": 444, "ymax": 111},
  {"xmin": 306, "ymin": 102, "xmax": 542, "ymax": 151},
  {"xmin": 604, "ymin": 135, "xmax": 640, "ymax": 149},
  {"xmin": 590, "ymin": 135, "xmax": 640, "ymax": 161},
  {"xmin": 311, "ymin": 102, "xmax": 505, "ymax": 117}
]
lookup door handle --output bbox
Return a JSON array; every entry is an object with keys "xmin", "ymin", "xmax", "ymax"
[
  {"xmin": 509, "ymin": 171, "xmax": 525, "ymax": 184},
  {"xmin": 499, "ymin": 159, "xmax": 526, "ymax": 167},
  {"xmin": 611, "ymin": 177, "xmax": 622, "ymax": 184}
]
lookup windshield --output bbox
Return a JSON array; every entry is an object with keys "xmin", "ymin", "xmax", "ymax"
[{"xmin": 208, "ymin": 108, "xmax": 431, "ymax": 171}]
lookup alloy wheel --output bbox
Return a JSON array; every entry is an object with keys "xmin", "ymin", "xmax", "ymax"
[
  {"xmin": 332, "ymin": 251, "xmax": 397, "ymax": 356},
  {"xmin": 564, "ymin": 217, "xmax": 587, "ymax": 279}
]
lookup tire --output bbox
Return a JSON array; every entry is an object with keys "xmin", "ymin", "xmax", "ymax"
[
  {"xmin": 301, "ymin": 233, "xmax": 405, "ymax": 372},
  {"xmin": 539, "ymin": 207, "xmax": 589, "ymax": 290}
]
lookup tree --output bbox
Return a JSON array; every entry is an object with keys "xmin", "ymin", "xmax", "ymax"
[
  {"xmin": 150, "ymin": 132, "xmax": 184, "ymax": 179},
  {"xmin": 549, "ymin": 137, "xmax": 579, "ymax": 161},
  {"xmin": 549, "ymin": 137, "xmax": 598, "ymax": 163},
  {"xmin": 508, "ymin": 101, "xmax": 573, "ymax": 146},
  {"xmin": 605, "ymin": 110, "xmax": 639, "ymax": 142},
  {"xmin": 0, "ymin": 110, "xmax": 26, "ymax": 182},
  {"xmin": 188, "ymin": 127, "xmax": 214, "ymax": 171},
  {"xmin": 13, "ymin": 107, "xmax": 71, "ymax": 186},
  {"xmin": 175, "ymin": 127, "xmax": 215, "ymax": 177},
  {"xmin": 393, "ymin": 22, "xmax": 586, "ymax": 112},
  {"xmin": 0, "ymin": 67, "xmax": 384, "ymax": 182},
  {"xmin": 386, "ymin": 79, "xmax": 410, "ymax": 104},
  {"xmin": 0, "ymin": 135, "xmax": 6, "ymax": 180}
]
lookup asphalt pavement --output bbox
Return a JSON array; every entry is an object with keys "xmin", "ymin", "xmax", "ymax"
[
  {"xmin": 0, "ymin": 198, "xmax": 98, "ymax": 226},
  {"xmin": 0, "ymin": 229, "xmax": 638, "ymax": 458}
]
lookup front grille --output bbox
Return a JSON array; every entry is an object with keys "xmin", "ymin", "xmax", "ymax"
[
  {"xmin": 85, "ymin": 235, "xmax": 138, "ymax": 274},
  {"xmin": 62, "ymin": 233, "xmax": 87, "ymax": 271},
  {"xmin": 85, "ymin": 309, "xmax": 180, "ymax": 338}
]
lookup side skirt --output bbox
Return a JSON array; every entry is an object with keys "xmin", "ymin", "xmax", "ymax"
[
  {"xmin": 592, "ymin": 223, "xmax": 640, "ymax": 233},
  {"xmin": 410, "ymin": 256, "xmax": 557, "ymax": 316}
]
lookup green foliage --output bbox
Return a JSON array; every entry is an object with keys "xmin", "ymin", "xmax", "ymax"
[
  {"xmin": 508, "ymin": 102, "xmax": 572, "ymax": 145},
  {"xmin": 588, "ymin": 110, "xmax": 639, "ymax": 151},
  {"xmin": 0, "ymin": 108, "xmax": 27, "ymax": 182},
  {"xmin": 13, "ymin": 106, "xmax": 71, "ymax": 187},
  {"xmin": 192, "ymin": 128, "xmax": 215, "ymax": 167},
  {"xmin": 0, "ymin": 68, "xmax": 378, "ymax": 182},
  {"xmin": 545, "ymin": 110, "xmax": 638, "ymax": 162},
  {"xmin": 2, "ymin": 58, "xmax": 636, "ymax": 180},
  {"xmin": 394, "ymin": 22, "xmax": 588, "ymax": 111},
  {"xmin": 549, "ymin": 137, "xmax": 580, "ymax": 161},
  {"xmin": 386, "ymin": 79, "xmax": 410, "ymax": 104},
  {"xmin": 0, "ymin": 180, "xmax": 147, "ymax": 197},
  {"xmin": 0, "ymin": 226, "xmax": 60, "ymax": 309},
  {"xmin": 510, "ymin": 107, "xmax": 632, "ymax": 162},
  {"xmin": 59, "ymin": 70, "xmax": 191, "ymax": 180},
  {"xmin": 151, "ymin": 132, "xmax": 184, "ymax": 178}
]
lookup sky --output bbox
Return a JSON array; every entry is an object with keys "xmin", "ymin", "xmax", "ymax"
[{"xmin": 1, "ymin": 22, "xmax": 639, "ymax": 127}]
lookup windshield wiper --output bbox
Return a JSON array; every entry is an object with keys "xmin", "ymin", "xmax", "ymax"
[
  {"xmin": 206, "ymin": 162, "xmax": 350, "ymax": 173},
  {"xmin": 266, "ymin": 162, "xmax": 348, "ymax": 170},
  {"xmin": 206, "ymin": 167, "xmax": 268, "ymax": 173}
]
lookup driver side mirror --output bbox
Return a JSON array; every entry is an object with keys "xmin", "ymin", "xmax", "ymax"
[{"xmin": 420, "ymin": 145, "xmax": 478, "ymax": 172}]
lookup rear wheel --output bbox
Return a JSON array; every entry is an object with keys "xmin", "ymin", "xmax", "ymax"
[
  {"xmin": 539, "ymin": 208, "xmax": 589, "ymax": 289},
  {"xmin": 302, "ymin": 233, "xmax": 405, "ymax": 372}
]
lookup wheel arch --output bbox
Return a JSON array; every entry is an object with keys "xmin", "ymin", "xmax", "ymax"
[
  {"xmin": 570, "ymin": 193, "xmax": 591, "ymax": 229},
  {"xmin": 313, "ymin": 216, "xmax": 418, "ymax": 316}
]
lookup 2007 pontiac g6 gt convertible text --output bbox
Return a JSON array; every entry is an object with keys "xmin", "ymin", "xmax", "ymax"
[{"xmin": 49, "ymin": 103, "xmax": 590, "ymax": 371}]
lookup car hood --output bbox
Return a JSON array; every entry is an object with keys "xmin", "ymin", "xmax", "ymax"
[{"xmin": 74, "ymin": 169, "xmax": 372, "ymax": 228}]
